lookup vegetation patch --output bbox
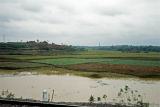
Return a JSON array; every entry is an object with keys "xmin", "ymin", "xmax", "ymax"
[
  {"xmin": 64, "ymin": 63, "xmax": 160, "ymax": 78},
  {"xmin": 0, "ymin": 49, "xmax": 160, "ymax": 79},
  {"xmin": 88, "ymin": 74, "xmax": 102, "ymax": 78},
  {"xmin": 89, "ymin": 85, "xmax": 149, "ymax": 107},
  {"xmin": 4, "ymin": 50, "xmax": 160, "ymax": 60},
  {"xmin": 0, "ymin": 59, "xmax": 49, "ymax": 70},
  {"xmin": 32, "ymin": 58, "xmax": 102, "ymax": 65},
  {"xmin": 100, "ymin": 59, "xmax": 160, "ymax": 66},
  {"xmin": 32, "ymin": 58, "xmax": 160, "ymax": 66}
]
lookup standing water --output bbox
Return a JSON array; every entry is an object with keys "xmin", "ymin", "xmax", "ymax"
[{"xmin": 0, "ymin": 73, "xmax": 160, "ymax": 105}]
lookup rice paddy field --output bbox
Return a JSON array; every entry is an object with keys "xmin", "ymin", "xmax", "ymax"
[
  {"xmin": 32, "ymin": 58, "xmax": 160, "ymax": 66},
  {"xmin": 3, "ymin": 50, "xmax": 160, "ymax": 60},
  {"xmin": 0, "ymin": 50, "xmax": 160, "ymax": 78}
]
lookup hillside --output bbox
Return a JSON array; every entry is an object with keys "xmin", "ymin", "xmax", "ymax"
[{"xmin": 0, "ymin": 41, "xmax": 81, "ymax": 55}]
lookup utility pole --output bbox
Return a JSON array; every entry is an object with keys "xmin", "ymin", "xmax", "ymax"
[{"xmin": 3, "ymin": 34, "xmax": 6, "ymax": 43}]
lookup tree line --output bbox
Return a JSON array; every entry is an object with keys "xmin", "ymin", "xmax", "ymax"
[{"xmin": 75, "ymin": 45, "xmax": 160, "ymax": 52}]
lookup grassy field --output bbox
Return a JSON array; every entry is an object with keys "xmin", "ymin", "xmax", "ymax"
[
  {"xmin": 2, "ymin": 50, "xmax": 160, "ymax": 60},
  {"xmin": 32, "ymin": 58, "xmax": 160, "ymax": 66},
  {"xmin": 0, "ymin": 58, "xmax": 49, "ymax": 70},
  {"xmin": 0, "ymin": 50, "xmax": 160, "ymax": 79},
  {"xmin": 31, "ymin": 57, "xmax": 160, "ymax": 78},
  {"xmin": 64, "ymin": 63, "xmax": 160, "ymax": 78},
  {"xmin": 0, "ymin": 62, "xmax": 48, "ymax": 69}
]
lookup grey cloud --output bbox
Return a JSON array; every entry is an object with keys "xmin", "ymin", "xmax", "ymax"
[
  {"xmin": 0, "ymin": 0, "xmax": 160, "ymax": 46},
  {"xmin": 22, "ymin": 4, "xmax": 43, "ymax": 12},
  {"xmin": 0, "ymin": 0, "xmax": 20, "ymax": 3},
  {"xmin": 0, "ymin": 16, "xmax": 10, "ymax": 22},
  {"xmin": 98, "ymin": 8, "xmax": 124, "ymax": 16}
]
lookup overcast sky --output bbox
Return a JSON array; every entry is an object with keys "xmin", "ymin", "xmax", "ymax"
[{"xmin": 0, "ymin": 0, "xmax": 160, "ymax": 46}]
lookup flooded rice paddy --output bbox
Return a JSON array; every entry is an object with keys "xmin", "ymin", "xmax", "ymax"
[{"xmin": 0, "ymin": 72, "xmax": 160, "ymax": 104}]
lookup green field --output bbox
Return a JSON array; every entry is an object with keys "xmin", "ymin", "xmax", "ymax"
[
  {"xmin": 3, "ymin": 50, "xmax": 160, "ymax": 60},
  {"xmin": 0, "ymin": 50, "xmax": 160, "ymax": 79},
  {"xmin": 0, "ymin": 62, "xmax": 47, "ymax": 69},
  {"xmin": 32, "ymin": 58, "xmax": 160, "ymax": 66}
]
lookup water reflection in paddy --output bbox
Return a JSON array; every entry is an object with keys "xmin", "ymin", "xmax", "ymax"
[{"xmin": 0, "ymin": 73, "xmax": 160, "ymax": 104}]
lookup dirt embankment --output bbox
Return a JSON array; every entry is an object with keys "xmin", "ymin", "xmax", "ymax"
[{"xmin": 64, "ymin": 63, "xmax": 160, "ymax": 78}]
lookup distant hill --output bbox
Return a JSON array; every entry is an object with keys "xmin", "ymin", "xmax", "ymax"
[{"xmin": 0, "ymin": 41, "xmax": 83, "ymax": 55}]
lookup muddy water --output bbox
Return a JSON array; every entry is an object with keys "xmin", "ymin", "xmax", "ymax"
[{"xmin": 0, "ymin": 73, "xmax": 160, "ymax": 104}]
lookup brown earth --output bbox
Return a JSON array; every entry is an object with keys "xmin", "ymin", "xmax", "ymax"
[{"xmin": 63, "ymin": 63, "xmax": 160, "ymax": 78}]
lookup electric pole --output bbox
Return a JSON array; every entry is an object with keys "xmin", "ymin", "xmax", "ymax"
[{"xmin": 3, "ymin": 34, "xmax": 6, "ymax": 43}]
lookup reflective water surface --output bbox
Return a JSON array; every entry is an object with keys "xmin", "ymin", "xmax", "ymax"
[{"xmin": 0, "ymin": 73, "xmax": 160, "ymax": 104}]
